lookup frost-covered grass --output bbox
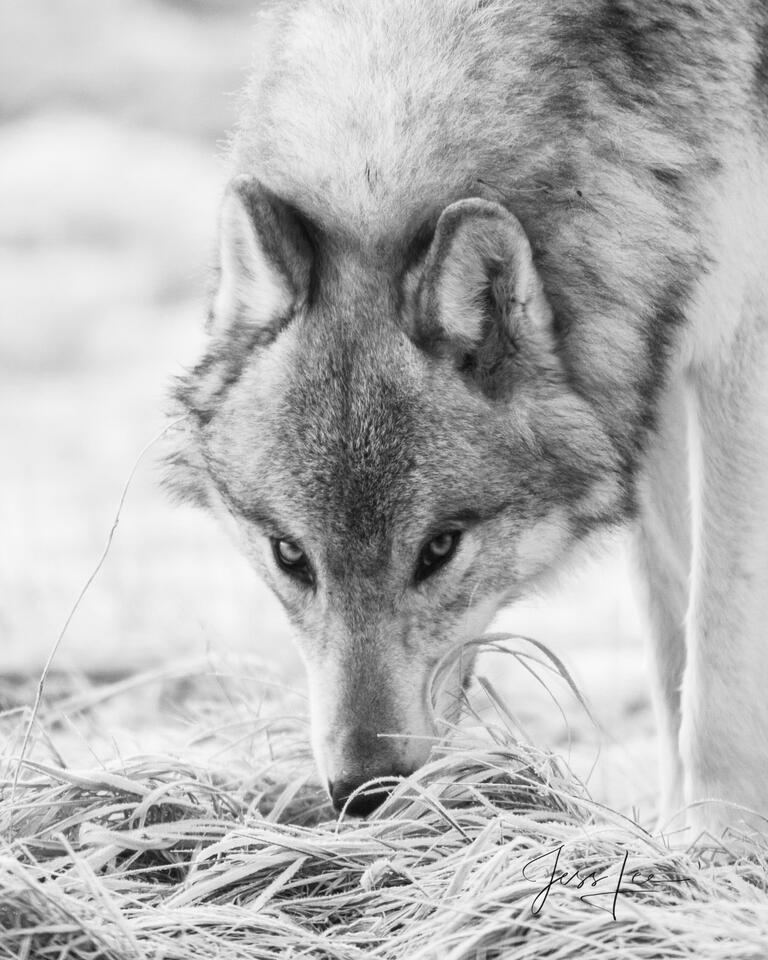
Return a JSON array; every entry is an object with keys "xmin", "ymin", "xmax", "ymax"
[{"xmin": 1, "ymin": 662, "xmax": 767, "ymax": 960}]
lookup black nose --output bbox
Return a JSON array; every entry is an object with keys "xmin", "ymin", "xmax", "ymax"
[{"xmin": 330, "ymin": 777, "xmax": 395, "ymax": 817}]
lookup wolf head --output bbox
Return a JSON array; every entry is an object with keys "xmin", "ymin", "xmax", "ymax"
[{"xmin": 170, "ymin": 176, "xmax": 624, "ymax": 813}]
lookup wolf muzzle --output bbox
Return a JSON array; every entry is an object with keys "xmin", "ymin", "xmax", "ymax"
[{"xmin": 323, "ymin": 720, "xmax": 428, "ymax": 815}]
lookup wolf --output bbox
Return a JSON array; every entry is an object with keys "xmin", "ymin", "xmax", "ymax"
[{"xmin": 168, "ymin": 0, "xmax": 768, "ymax": 834}]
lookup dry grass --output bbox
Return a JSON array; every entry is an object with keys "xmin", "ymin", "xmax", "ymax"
[{"xmin": 1, "ymin": 663, "xmax": 767, "ymax": 960}]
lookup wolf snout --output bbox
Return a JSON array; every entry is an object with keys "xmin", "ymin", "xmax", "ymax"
[
  {"xmin": 313, "ymin": 691, "xmax": 436, "ymax": 815},
  {"xmin": 329, "ymin": 771, "xmax": 409, "ymax": 816}
]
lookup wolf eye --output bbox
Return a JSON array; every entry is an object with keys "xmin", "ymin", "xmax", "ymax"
[
  {"xmin": 415, "ymin": 531, "xmax": 462, "ymax": 583},
  {"xmin": 272, "ymin": 538, "xmax": 314, "ymax": 586}
]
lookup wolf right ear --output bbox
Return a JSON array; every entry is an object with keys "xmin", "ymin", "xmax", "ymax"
[
  {"xmin": 413, "ymin": 198, "xmax": 557, "ymax": 395},
  {"xmin": 209, "ymin": 175, "xmax": 313, "ymax": 341}
]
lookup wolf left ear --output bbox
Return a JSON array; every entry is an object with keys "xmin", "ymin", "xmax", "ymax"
[
  {"xmin": 414, "ymin": 198, "xmax": 556, "ymax": 394},
  {"xmin": 209, "ymin": 175, "xmax": 313, "ymax": 341}
]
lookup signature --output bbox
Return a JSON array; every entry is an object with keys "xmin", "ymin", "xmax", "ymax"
[{"xmin": 521, "ymin": 845, "xmax": 692, "ymax": 919}]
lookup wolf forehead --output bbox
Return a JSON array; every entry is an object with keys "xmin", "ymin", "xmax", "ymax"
[
  {"xmin": 189, "ymin": 312, "xmax": 494, "ymax": 551},
  {"xmin": 275, "ymin": 323, "xmax": 423, "ymax": 539}
]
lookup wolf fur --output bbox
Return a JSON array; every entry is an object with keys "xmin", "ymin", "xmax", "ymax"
[{"xmin": 169, "ymin": 0, "xmax": 768, "ymax": 833}]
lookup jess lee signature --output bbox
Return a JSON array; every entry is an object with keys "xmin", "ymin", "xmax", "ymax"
[{"xmin": 521, "ymin": 845, "xmax": 692, "ymax": 919}]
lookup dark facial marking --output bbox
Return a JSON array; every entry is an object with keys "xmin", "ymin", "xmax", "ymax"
[
  {"xmin": 754, "ymin": 10, "xmax": 768, "ymax": 102},
  {"xmin": 279, "ymin": 328, "xmax": 419, "ymax": 578}
]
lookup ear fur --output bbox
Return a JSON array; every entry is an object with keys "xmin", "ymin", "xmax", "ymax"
[
  {"xmin": 166, "ymin": 178, "xmax": 314, "ymax": 508},
  {"xmin": 415, "ymin": 198, "xmax": 556, "ymax": 393},
  {"xmin": 210, "ymin": 175, "xmax": 313, "ymax": 341}
]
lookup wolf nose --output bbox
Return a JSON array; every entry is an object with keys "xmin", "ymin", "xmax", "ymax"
[{"xmin": 330, "ymin": 777, "xmax": 395, "ymax": 816}]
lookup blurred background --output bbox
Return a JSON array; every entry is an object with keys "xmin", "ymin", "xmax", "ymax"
[{"xmin": 0, "ymin": 0, "xmax": 658, "ymax": 814}]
